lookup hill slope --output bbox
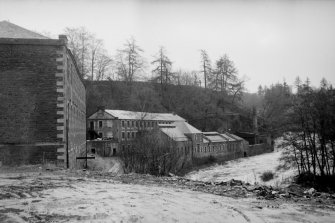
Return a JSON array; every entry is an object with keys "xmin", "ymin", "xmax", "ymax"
[{"xmin": 85, "ymin": 80, "xmax": 254, "ymax": 132}]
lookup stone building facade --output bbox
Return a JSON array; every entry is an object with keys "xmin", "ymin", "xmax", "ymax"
[
  {"xmin": 87, "ymin": 108, "xmax": 253, "ymax": 163},
  {"xmin": 87, "ymin": 109, "xmax": 186, "ymax": 155},
  {"xmin": 0, "ymin": 21, "xmax": 86, "ymax": 168}
]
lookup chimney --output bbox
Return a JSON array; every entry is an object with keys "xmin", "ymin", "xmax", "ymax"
[
  {"xmin": 97, "ymin": 106, "xmax": 105, "ymax": 111},
  {"xmin": 252, "ymin": 107, "xmax": 258, "ymax": 134},
  {"xmin": 58, "ymin": 35, "xmax": 68, "ymax": 46}
]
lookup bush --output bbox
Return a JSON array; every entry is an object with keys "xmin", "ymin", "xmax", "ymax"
[
  {"xmin": 295, "ymin": 172, "xmax": 335, "ymax": 193},
  {"xmin": 260, "ymin": 171, "xmax": 274, "ymax": 182}
]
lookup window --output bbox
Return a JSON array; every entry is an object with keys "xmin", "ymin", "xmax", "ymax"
[
  {"xmin": 132, "ymin": 121, "xmax": 134, "ymax": 127},
  {"xmin": 98, "ymin": 121, "xmax": 103, "ymax": 128},
  {"xmin": 136, "ymin": 121, "xmax": 138, "ymax": 127},
  {"xmin": 98, "ymin": 132, "xmax": 103, "ymax": 138},
  {"xmin": 91, "ymin": 148, "xmax": 96, "ymax": 154},
  {"xmin": 113, "ymin": 148, "xmax": 116, "ymax": 156},
  {"xmin": 131, "ymin": 132, "xmax": 135, "ymax": 138},
  {"xmin": 127, "ymin": 132, "xmax": 130, "ymax": 138},
  {"xmin": 122, "ymin": 132, "xmax": 125, "ymax": 139},
  {"xmin": 89, "ymin": 121, "xmax": 94, "ymax": 130},
  {"xmin": 107, "ymin": 120, "xmax": 113, "ymax": 127},
  {"xmin": 127, "ymin": 121, "xmax": 130, "ymax": 127},
  {"xmin": 122, "ymin": 120, "xmax": 125, "ymax": 127}
]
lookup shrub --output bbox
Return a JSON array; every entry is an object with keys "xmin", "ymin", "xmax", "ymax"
[{"xmin": 260, "ymin": 171, "xmax": 274, "ymax": 182}]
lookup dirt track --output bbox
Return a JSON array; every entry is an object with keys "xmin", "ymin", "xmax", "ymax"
[{"xmin": 1, "ymin": 171, "xmax": 335, "ymax": 223}]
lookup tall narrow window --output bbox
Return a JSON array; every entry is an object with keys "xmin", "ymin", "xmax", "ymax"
[
  {"xmin": 127, "ymin": 121, "xmax": 130, "ymax": 127},
  {"xmin": 98, "ymin": 120, "xmax": 103, "ymax": 128},
  {"xmin": 122, "ymin": 120, "xmax": 125, "ymax": 127},
  {"xmin": 122, "ymin": 132, "xmax": 125, "ymax": 140}
]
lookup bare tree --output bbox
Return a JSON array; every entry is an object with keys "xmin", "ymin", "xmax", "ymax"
[
  {"xmin": 95, "ymin": 52, "xmax": 113, "ymax": 80},
  {"xmin": 64, "ymin": 27, "xmax": 112, "ymax": 80},
  {"xmin": 151, "ymin": 46, "xmax": 173, "ymax": 87},
  {"xmin": 64, "ymin": 27, "xmax": 92, "ymax": 78},
  {"xmin": 114, "ymin": 37, "xmax": 145, "ymax": 83},
  {"xmin": 200, "ymin": 50, "xmax": 211, "ymax": 89}
]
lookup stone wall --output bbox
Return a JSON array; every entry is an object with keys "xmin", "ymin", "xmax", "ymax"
[
  {"xmin": 247, "ymin": 143, "xmax": 273, "ymax": 157},
  {"xmin": 0, "ymin": 38, "xmax": 86, "ymax": 168},
  {"xmin": 56, "ymin": 45, "xmax": 86, "ymax": 168},
  {"xmin": 0, "ymin": 41, "xmax": 60, "ymax": 144}
]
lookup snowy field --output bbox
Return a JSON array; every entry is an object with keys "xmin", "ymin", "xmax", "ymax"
[
  {"xmin": 1, "ymin": 173, "xmax": 334, "ymax": 223},
  {"xmin": 186, "ymin": 150, "xmax": 297, "ymax": 186}
]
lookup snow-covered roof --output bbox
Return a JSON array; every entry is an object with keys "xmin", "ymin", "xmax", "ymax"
[
  {"xmin": 158, "ymin": 123, "xmax": 176, "ymax": 128},
  {"xmin": 104, "ymin": 110, "xmax": 185, "ymax": 121},
  {"xmin": 224, "ymin": 133, "xmax": 245, "ymax": 141},
  {"xmin": 203, "ymin": 132, "xmax": 228, "ymax": 143},
  {"xmin": 203, "ymin": 137, "xmax": 210, "ymax": 143},
  {"xmin": 220, "ymin": 133, "xmax": 237, "ymax": 141},
  {"xmin": 174, "ymin": 122, "xmax": 202, "ymax": 134},
  {"xmin": 205, "ymin": 135, "xmax": 227, "ymax": 143},
  {"xmin": 160, "ymin": 126, "xmax": 189, "ymax": 142}
]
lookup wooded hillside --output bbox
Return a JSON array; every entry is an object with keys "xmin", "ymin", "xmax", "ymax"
[{"xmin": 85, "ymin": 80, "xmax": 255, "ymax": 132}]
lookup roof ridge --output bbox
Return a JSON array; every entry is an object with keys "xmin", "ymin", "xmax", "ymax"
[{"xmin": 0, "ymin": 21, "xmax": 48, "ymax": 39}]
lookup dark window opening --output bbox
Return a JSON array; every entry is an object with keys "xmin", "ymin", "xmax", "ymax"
[
  {"xmin": 98, "ymin": 121, "xmax": 103, "ymax": 128},
  {"xmin": 91, "ymin": 148, "xmax": 96, "ymax": 154}
]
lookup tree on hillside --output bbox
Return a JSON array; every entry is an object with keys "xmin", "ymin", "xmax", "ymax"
[
  {"xmin": 258, "ymin": 82, "xmax": 292, "ymax": 136},
  {"xmin": 282, "ymin": 79, "xmax": 335, "ymax": 180},
  {"xmin": 114, "ymin": 37, "xmax": 145, "ymax": 83},
  {"xmin": 173, "ymin": 70, "xmax": 201, "ymax": 87},
  {"xmin": 230, "ymin": 80, "xmax": 245, "ymax": 104},
  {"xmin": 200, "ymin": 50, "xmax": 211, "ymax": 89},
  {"xmin": 151, "ymin": 46, "xmax": 173, "ymax": 88},
  {"xmin": 210, "ymin": 54, "xmax": 238, "ymax": 93}
]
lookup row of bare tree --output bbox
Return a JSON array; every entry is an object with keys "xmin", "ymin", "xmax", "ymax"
[
  {"xmin": 278, "ymin": 79, "xmax": 335, "ymax": 177},
  {"xmin": 63, "ymin": 27, "xmax": 244, "ymax": 102}
]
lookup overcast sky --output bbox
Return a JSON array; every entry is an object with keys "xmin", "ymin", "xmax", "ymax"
[{"xmin": 1, "ymin": 0, "xmax": 334, "ymax": 92}]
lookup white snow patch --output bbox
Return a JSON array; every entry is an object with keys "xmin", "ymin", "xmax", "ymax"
[{"xmin": 186, "ymin": 150, "xmax": 297, "ymax": 186}]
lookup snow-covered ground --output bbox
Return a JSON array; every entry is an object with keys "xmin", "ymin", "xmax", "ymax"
[
  {"xmin": 1, "ymin": 173, "xmax": 334, "ymax": 223},
  {"xmin": 186, "ymin": 150, "xmax": 297, "ymax": 186}
]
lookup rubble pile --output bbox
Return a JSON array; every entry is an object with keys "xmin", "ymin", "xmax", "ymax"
[{"xmin": 75, "ymin": 171, "xmax": 335, "ymax": 205}]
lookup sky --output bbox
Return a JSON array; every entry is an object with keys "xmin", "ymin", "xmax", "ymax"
[{"xmin": 1, "ymin": 0, "xmax": 334, "ymax": 92}]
